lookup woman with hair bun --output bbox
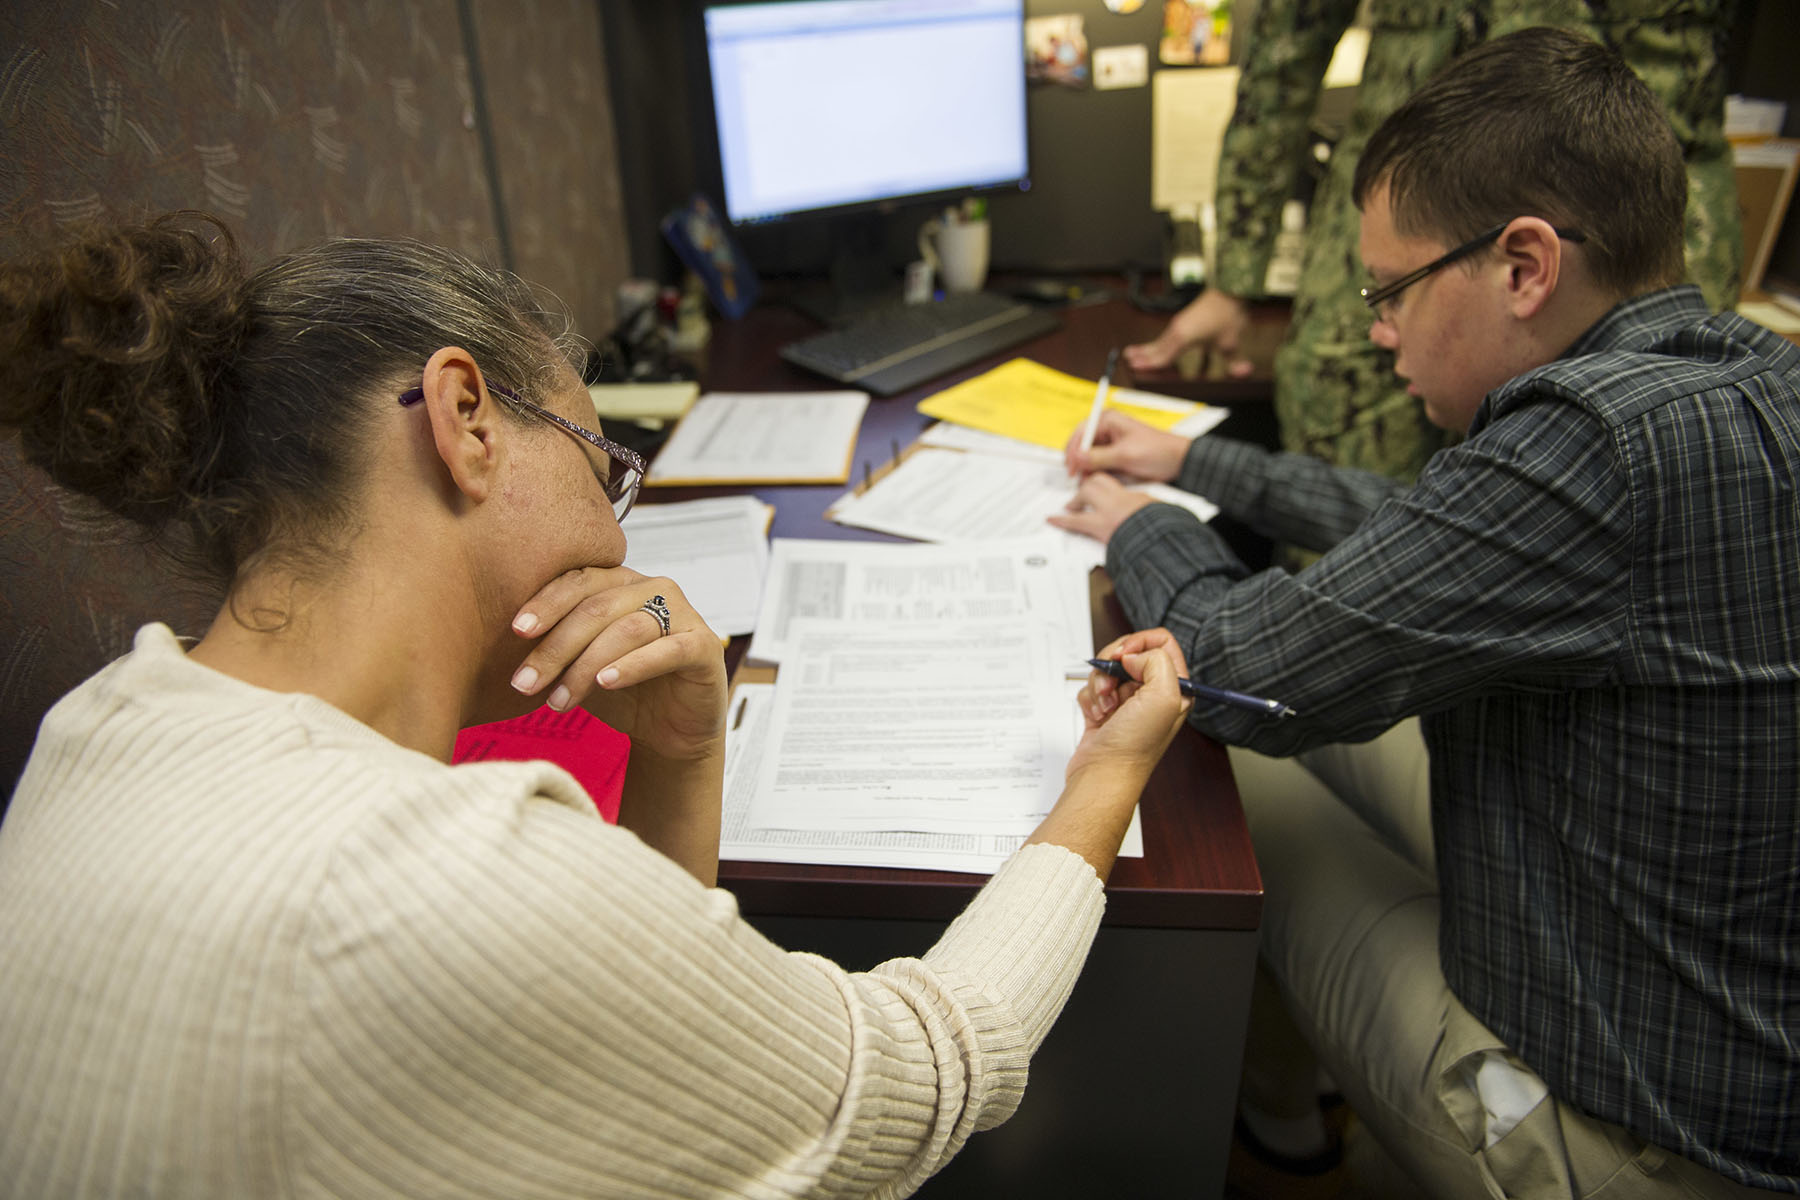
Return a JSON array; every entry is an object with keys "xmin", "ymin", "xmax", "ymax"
[{"xmin": 0, "ymin": 213, "xmax": 1192, "ymax": 1198}]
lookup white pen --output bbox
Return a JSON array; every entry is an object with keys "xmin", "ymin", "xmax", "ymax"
[{"xmin": 1078, "ymin": 346, "xmax": 1121, "ymax": 456}]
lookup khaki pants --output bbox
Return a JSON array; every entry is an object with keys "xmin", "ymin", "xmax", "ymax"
[{"xmin": 1230, "ymin": 722, "xmax": 1773, "ymax": 1199}]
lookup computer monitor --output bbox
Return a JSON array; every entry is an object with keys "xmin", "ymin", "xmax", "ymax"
[{"xmin": 701, "ymin": 0, "xmax": 1027, "ymax": 308}]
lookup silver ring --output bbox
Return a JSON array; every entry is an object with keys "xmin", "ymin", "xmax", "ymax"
[{"xmin": 640, "ymin": 594, "xmax": 672, "ymax": 637}]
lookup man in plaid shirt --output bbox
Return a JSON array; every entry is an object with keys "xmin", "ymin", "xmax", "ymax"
[{"xmin": 1057, "ymin": 27, "xmax": 1796, "ymax": 1200}]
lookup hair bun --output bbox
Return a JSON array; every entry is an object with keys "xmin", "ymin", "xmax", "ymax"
[{"xmin": 0, "ymin": 212, "xmax": 249, "ymax": 530}]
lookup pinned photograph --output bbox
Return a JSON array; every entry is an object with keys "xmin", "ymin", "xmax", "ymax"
[
  {"xmin": 1025, "ymin": 14, "xmax": 1089, "ymax": 88},
  {"xmin": 1159, "ymin": 0, "xmax": 1232, "ymax": 66}
]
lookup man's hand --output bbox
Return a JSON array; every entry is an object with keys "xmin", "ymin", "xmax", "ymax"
[
  {"xmin": 1123, "ymin": 287, "xmax": 1255, "ymax": 376},
  {"xmin": 1047, "ymin": 472, "xmax": 1157, "ymax": 545},
  {"xmin": 1063, "ymin": 409, "xmax": 1189, "ymax": 482}
]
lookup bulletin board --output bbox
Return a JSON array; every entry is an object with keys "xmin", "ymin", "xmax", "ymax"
[{"xmin": 987, "ymin": 0, "xmax": 1171, "ymax": 274}]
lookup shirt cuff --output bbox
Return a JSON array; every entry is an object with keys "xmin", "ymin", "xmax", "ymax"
[
  {"xmin": 1107, "ymin": 499, "xmax": 1209, "ymax": 575},
  {"xmin": 1104, "ymin": 499, "xmax": 1249, "ymax": 637},
  {"xmin": 1176, "ymin": 436, "xmax": 1273, "ymax": 519}
]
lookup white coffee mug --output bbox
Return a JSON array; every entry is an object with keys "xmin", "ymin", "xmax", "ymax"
[{"xmin": 918, "ymin": 216, "xmax": 991, "ymax": 294}]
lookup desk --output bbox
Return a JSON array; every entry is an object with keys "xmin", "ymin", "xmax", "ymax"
[{"xmin": 667, "ymin": 282, "xmax": 1274, "ymax": 1197}]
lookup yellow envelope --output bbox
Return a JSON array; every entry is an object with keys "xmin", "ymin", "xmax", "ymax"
[{"xmin": 916, "ymin": 358, "xmax": 1197, "ymax": 451}]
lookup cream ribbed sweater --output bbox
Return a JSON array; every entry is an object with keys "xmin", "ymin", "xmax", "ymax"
[{"xmin": 0, "ymin": 625, "xmax": 1105, "ymax": 1198}]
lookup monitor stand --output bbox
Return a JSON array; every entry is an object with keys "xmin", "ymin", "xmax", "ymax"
[{"xmin": 788, "ymin": 212, "xmax": 904, "ymax": 327}]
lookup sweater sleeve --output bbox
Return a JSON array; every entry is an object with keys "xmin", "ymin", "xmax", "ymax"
[{"xmin": 287, "ymin": 764, "xmax": 1104, "ymax": 1200}]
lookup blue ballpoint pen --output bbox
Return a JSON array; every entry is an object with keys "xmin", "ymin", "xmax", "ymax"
[{"xmin": 1085, "ymin": 658, "xmax": 1298, "ymax": 720}]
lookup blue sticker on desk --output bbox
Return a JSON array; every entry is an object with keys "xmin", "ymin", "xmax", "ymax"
[{"xmin": 661, "ymin": 193, "xmax": 760, "ymax": 321}]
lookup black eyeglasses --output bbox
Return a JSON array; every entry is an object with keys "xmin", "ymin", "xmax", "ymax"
[
  {"xmin": 1360, "ymin": 221, "xmax": 1587, "ymax": 317},
  {"xmin": 399, "ymin": 381, "xmax": 646, "ymax": 521}
]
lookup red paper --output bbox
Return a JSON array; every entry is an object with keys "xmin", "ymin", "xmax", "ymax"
[{"xmin": 453, "ymin": 707, "xmax": 629, "ymax": 823}]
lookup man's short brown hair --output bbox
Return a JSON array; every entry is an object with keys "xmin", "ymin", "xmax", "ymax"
[{"xmin": 1352, "ymin": 26, "xmax": 1687, "ymax": 299}]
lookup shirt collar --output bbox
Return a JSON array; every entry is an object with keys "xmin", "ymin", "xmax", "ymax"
[
  {"xmin": 1559, "ymin": 283, "xmax": 1711, "ymax": 360},
  {"xmin": 1468, "ymin": 284, "xmax": 1710, "ymax": 435}
]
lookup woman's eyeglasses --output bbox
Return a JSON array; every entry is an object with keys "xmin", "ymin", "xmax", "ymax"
[{"xmin": 399, "ymin": 381, "xmax": 646, "ymax": 521}]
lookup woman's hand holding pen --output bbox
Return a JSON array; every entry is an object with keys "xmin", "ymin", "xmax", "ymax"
[
  {"xmin": 1047, "ymin": 472, "xmax": 1155, "ymax": 545},
  {"xmin": 1028, "ymin": 630, "xmax": 1191, "ymax": 879},
  {"xmin": 1072, "ymin": 629, "xmax": 1192, "ymax": 754}
]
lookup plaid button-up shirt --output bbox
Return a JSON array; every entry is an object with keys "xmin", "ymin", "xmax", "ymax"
[{"xmin": 1107, "ymin": 286, "xmax": 1799, "ymax": 1189}]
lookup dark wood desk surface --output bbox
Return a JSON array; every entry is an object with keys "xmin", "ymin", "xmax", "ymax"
[{"xmin": 665, "ymin": 281, "xmax": 1272, "ymax": 932}]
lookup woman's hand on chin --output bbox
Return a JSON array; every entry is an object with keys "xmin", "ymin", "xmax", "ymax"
[{"xmin": 506, "ymin": 566, "xmax": 728, "ymax": 761}]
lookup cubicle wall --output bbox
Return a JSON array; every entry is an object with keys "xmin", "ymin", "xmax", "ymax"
[
  {"xmin": 0, "ymin": 0, "xmax": 632, "ymax": 801},
  {"xmin": 0, "ymin": 1, "xmax": 628, "ymax": 333}
]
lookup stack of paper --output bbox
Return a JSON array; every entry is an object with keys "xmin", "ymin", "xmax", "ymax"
[
  {"xmin": 827, "ymin": 442, "xmax": 1219, "ymax": 570},
  {"xmin": 587, "ymin": 380, "xmax": 699, "ymax": 425},
  {"xmin": 721, "ymin": 536, "xmax": 1141, "ymax": 875},
  {"xmin": 621, "ymin": 495, "xmax": 772, "ymax": 638},
  {"xmin": 744, "ymin": 537, "xmax": 1093, "ymax": 672},
  {"xmin": 646, "ymin": 390, "xmax": 869, "ymax": 486},
  {"xmin": 830, "ymin": 367, "xmax": 1229, "ymax": 567},
  {"xmin": 849, "ymin": 359, "xmax": 1231, "ymax": 564},
  {"xmin": 721, "ymin": 673, "xmax": 1143, "ymax": 875},
  {"xmin": 752, "ymin": 618, "xmax": 1068, "ymax": 836}
]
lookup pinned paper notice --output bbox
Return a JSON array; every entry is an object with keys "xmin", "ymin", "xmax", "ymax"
[
  {"xmin": 1152, "ymin": 66, "xmax": 1239, "ymax": 212},
  {"xmin": 1094, "ymin": 43, "xmax": 1149, "ymax": 90}
]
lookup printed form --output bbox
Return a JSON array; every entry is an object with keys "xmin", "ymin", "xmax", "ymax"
[
  {"xmin": 745, "ymin": 536, "xmax": 1093, "ymax": 672},
  {"xmin": 645, "ymin": 390, "xmax": 868, "ymax": 485},
  {"xmin": 744, "ymin": 619, "xmax": 1068, "ymax": 836},
  {"xmin": 827, "ymin": 446, "xmax": 1219, "ymax": 569},
  {"xmin": 720, "ymin": 684, "xmax": 1032, "ymax": 873},
  {"xmin": 722, "ymin": 676, "xmax": 1144, "ymax": 871},
  {"xmin": 622, "ymin": 495, "xmax": 772, "ymax": 637}
]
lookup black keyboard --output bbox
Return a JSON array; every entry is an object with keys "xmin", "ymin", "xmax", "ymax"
[{"xmin": 780, "ymin": 292, "xmax": 1062, "ymax": 396}]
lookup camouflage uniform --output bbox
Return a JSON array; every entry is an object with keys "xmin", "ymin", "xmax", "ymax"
[{"xmin": 1212, "ymin": 0, "xmax": 1741, "ymax": 482}]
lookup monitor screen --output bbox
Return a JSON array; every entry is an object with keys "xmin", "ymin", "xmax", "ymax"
[{"xmin": 702, "ymin": 0, "xmax": 1028, "ymax": 227}]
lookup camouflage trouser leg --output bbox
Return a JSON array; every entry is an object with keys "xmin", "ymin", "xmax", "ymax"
[
  {"xmin": 1265, "ymin": 305, "xmax": 1443, "ymax": 569},
  {"xmin": 1271, "ymin": 310, "xmax": 1447, "ymax": 484},
  {"xmin": 1268, "ymin": 130, "xmax": 1450, "ymax": 487}
]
